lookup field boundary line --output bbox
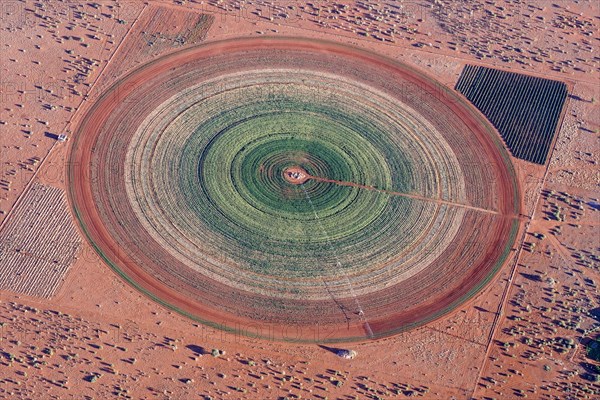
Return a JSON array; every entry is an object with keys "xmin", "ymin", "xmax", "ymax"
[
  {"xmin": 0, "ymin": 141, "xmax": 57, "ymax": 235},
  {"xmin": 469, "ymin": 90, "xmax": 574, "ymax": 399},
  {"xmin": 0, "ymin": 4, "xmax": 148, "ymax": 235}
]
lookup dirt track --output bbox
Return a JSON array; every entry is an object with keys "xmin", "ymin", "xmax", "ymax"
[
  {"xmin": 308, "ymin": 173, "xmax": 506, "ymax": 216},
  {"xmin": 68, "ymin": 37, "xmax": 522, "ymax": 342}
]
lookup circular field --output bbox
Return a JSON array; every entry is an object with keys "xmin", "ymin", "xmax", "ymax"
[{"xmin": 69, "ymin": 38, "xmax": 521, "ymax": 342}]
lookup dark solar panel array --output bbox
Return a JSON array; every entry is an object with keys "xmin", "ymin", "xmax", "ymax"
[{"xmin": 455, "ymin": 65, "xmax": 568, "ymax": 165}]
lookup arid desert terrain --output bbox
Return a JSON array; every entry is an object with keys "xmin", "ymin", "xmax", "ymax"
[{"xmin": 1, "ymin": 1, "xmax": 599, "ymax": 399}]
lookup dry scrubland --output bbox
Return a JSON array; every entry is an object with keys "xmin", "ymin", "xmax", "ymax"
[
  {"xmin": 0, "ymin": 0, "xmax": 146, "ymax": 224},
  {"xmin": 0, "ymin": 299, "xmax": 449, "ymax": 399},
  {"xmin": 0, "ymin": 0, "xmax": 599, "ymax": 399}
]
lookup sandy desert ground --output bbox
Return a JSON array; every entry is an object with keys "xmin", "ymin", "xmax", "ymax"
[{"xmin": 1, "ymin": 1, "xmax": 599, "ymax": 399}]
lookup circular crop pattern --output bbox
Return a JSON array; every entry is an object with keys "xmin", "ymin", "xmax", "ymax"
[{"xmin": 69, "ymin": 38, "xmax": 521, "ymax": 342}]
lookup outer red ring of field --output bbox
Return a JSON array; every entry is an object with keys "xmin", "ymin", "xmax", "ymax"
[{"xmin": 68, "ymin": 37, "xmax": 522, "ymax": 343}]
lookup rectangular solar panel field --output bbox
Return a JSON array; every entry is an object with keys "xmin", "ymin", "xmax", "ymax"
[{"xmin": 455, "ymin": 65, "xmax": 568, "ymax": 165}]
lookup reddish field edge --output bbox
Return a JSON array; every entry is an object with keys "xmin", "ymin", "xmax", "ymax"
[{"xmin": 67, "ymin": 37, "xmax": 522, "ymax": 343}]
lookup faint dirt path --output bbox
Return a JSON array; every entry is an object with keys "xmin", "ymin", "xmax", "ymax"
[{"xmin": 309, "ymin": 174, "xmax": 504, "ymax": 216}]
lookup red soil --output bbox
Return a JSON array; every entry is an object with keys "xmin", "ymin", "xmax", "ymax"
[{"xmin": 2, "ymin": 2, "xmax": 596, "ymax": 397}]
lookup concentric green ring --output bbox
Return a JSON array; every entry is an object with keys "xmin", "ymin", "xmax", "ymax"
[
  {"xmin": 126, "ymin": 69, "xmax": 468, "ymax": 296},
  {"xmin": 190, "ymin": 103, "xmax": 397, "ymax": 274}
]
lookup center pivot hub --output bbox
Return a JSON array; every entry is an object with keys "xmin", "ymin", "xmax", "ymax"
[{"xmin": 283, "ymin": 166, "xmax": 310, "ymax": 185}]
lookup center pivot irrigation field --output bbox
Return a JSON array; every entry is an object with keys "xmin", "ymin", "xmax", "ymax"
[{"xmin": 69, "ymin": 38, "xmax": 521, "ymax": 342}]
